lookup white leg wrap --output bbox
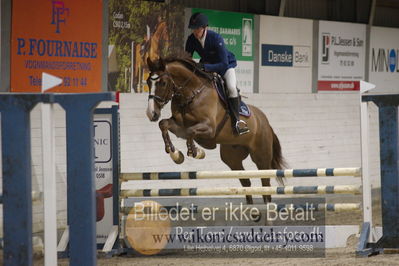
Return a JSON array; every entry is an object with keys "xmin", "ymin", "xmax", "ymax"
[
  {"xmin": 170, "ymin": 150, "xmax": 184, "ymax": 164},
  {"xmin": 194, "ymin": 148, "xmax": 205, "ymax": 159}
]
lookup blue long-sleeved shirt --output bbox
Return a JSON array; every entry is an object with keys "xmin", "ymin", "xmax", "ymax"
[{"xmin": 185, "ymin": 30, "xmax": 237, "ymax": 76}]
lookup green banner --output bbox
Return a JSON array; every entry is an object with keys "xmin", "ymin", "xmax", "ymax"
[{"xmin": 192, "ymin": 8, "xmax": 254, "ymax": 61}]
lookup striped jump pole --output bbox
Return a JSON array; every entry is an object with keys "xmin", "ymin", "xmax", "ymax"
[
  {"xmin": 120, "ymin": 167, "xmax": 361, "ymax": 181},
  {"xmin": 120, "ymin": 185, "xmax": 361, "ymax": 198},
  {"xmin": 120, "ymin": 203, "xmax": 361, "ymax": 214}
]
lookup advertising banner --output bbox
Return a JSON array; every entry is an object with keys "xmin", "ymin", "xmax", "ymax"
[
  {"xmin": 11, "ymin": 0, "xmax": 103, "ymax": 92},
  {"xmin": 108, "ymin": 0, "xmax": 184, "ymax": 92},
  {"xmin": 191, "ymin": 8, "xmax": 254, "ymax": 93},
  {"xmin": 369, "ymin": 26, "xmax": 399, "ymax": 90},
  {"xmin": 258, "ymin": 16, "xmax": 312, "ymax": 94},
  {"xmin": 317, "ymin": 21, "xmax": 366, "ymax": 91},
  {"xmin": 94, "ymin": 107, "xmax": 119, "ymax": 246}
]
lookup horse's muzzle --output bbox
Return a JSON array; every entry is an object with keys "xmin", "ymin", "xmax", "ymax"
[
  {"xmin": 147, "ymin": 110, "xmax": 160, "ymax": 121},
  {"xmin": 150, "ymin": 113, "xmax": 160, "ymax": 121},
  {"xmin": 146, "ymin": 100, "xmax": 160, "ymax": 121}
]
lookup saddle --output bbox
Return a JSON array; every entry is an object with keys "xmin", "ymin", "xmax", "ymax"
[{"xmin": 212, "ymin": 73, "xmax": 251, "ymax": 117}]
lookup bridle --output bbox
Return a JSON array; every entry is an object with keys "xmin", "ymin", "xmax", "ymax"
[
  {"xmin": 148, "ymin": 67, "xmax": 205, "ymax": 109},
  {"xmin": 148, "ymin": 73, "xmax": 171, "ymax": 108}
]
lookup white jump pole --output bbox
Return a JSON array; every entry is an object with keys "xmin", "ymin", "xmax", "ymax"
[{"xmin": 41, "ymin": 72, "xmax": 63, "ymax": 266}]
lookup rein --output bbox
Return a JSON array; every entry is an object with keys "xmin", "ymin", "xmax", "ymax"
[
  {"xmin": 148, "ymin": 69, "xmax": 205, "ymax": 109},
  {"xmin": 174, "ymin": 84, "xmax": 206, "ymax": 109}
]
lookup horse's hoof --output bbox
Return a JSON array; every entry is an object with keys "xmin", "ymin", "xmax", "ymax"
[
  {"xmin": 194, "ymin": 149, "xmax": 205, "ymax": 159},
  {"xmin": 170, "ymin": 150, "xmax": 184, "ymax": 164}
]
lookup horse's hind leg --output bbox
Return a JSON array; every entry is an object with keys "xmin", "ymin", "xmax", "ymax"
[
  {"xmin": 249, "ymin": 149, "xmax": 273, "ymax": 204},
  {"xmin": 220, "ymin": 145, "xmax": 253, "ymax": 204}
]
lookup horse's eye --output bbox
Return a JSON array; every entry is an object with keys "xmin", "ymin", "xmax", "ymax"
[{"xmin": 159, "ymin": 81, "xmax": 165, "ymax": 86}]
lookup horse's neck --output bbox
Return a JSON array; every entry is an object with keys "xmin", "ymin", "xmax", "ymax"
[{"xmin": 170, "ymin": 68, "xmax": 203, "ymax": 92}]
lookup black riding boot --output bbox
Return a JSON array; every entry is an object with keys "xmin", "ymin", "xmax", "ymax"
[{"xmin": 228, "ymin": 97, "xmax": 250, "ymax": 135}]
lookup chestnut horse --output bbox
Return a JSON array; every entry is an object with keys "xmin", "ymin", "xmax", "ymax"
[{"xmin": 146, "ymin": 56, "xmax": 284, "ymax": 203}]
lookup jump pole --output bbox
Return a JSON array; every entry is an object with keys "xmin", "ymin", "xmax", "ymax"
[
  {"xmin": 120, "ymin": 185, "xmax": 361, "ymax": 198},
  {"xmin": 120, "ymin": 202, "xmax": 361, "ymax": 214},
  {"xmin": 120, "ymin": 167, "xmax": 361, "ymax": 181}
]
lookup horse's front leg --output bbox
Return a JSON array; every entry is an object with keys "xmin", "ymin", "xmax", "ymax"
[
  {"xmin": 159, "ymin": 118, "xmax": 186, "ymax": 164},
  {"xmin": 186, "ymin": 121, "xmax": 215, "ymax": 160},
  {"xmin": 186, "ymin": 138, "xmax": 205, "ymax": 159}
]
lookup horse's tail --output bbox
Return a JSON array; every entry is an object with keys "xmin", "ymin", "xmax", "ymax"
[{"xmin": 271, "ymin": 129, "xmax": 286, "ymax": 185}]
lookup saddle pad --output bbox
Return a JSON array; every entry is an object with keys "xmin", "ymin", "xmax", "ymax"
[{"xmin": 214, "ymin": 78, "xmax": 251, "ymax": 117}]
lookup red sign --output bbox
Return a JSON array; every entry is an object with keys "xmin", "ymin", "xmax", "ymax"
[
  {"xmin": 11, "ymin": 0, "xmax": 103, "ymax": 92},
  {"xmin": 317, "ymin": 81, "xmax": 360, "ymax": 91}
]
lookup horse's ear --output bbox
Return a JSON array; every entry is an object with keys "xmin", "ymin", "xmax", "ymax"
[{"xmin": 147, "ymin": 57, "xmax": 155, "ymax": 71}]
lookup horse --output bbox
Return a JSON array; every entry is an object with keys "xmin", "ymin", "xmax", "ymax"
[
  {"xmin": 145, "ymin": 56, "xmax": 285, "ymax": 204},
  {"xmin": 133, "ymin": 20, "xmax": 170, "ymax": 93}
]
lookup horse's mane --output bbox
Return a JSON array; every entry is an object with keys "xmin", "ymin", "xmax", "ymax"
[{"xmin": 163, "ymin": 54, "xmax": 214, "ymax": 81}]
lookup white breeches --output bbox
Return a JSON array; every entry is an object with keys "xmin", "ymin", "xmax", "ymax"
[{"xmin": 223, "ymin": 68, "xmax": 238, "ymax": 98}]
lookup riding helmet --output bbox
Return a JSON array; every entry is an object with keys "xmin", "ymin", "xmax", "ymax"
[{"xmin": 188, "ymin": 12, "xmax": 208, "ymax": 29}]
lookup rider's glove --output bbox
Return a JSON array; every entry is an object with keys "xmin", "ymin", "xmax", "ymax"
[{"xmin": 197, "ymin": 62, "xmax": 205, "ymax": 71}]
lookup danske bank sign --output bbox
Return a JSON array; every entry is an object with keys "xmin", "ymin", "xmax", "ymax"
[{"xmin": 261, "ymin": 44, "xmax": 310, "ymax": 67}]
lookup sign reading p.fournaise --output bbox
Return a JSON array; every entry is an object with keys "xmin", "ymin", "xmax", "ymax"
[
  {"xmin": 317, "ymin": 21, "xmax": 366, "ymax": 91},
  {"xmin": 11, "ymin": 0, "xmax": 103, "ymax": 92}
]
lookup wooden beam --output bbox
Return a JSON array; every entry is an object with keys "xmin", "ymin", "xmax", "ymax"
[
  {"xmin": 279, "ymin": 0, "xmax": 286, "ymax": 16},
  {"xmin": 369, "ymin": 0, "xmax": 377, "ymax": 25},
  {"xmin": 377, "ymin": 0, "xmax": 399, "ymax": 9}
]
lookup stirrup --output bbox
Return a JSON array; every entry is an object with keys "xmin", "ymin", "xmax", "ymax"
[{"xmin": 235, "ymin": 120, "xmax": 250, "ymax": 135}]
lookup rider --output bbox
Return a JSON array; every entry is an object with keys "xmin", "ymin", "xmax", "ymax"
[{"xmin": 185, "ymin": 12, "xmax": 250, "ymax": 135}]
